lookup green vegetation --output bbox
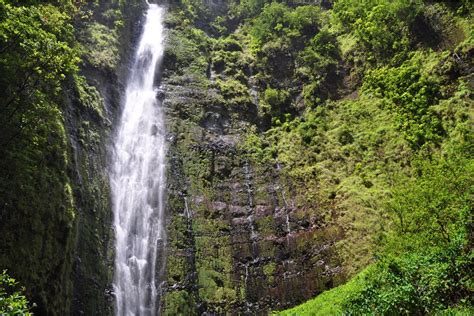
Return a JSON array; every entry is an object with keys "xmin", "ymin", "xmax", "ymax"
[
  {"xmin": 79, "ymin": 22, "xmax": 119, "ymax": 70},
  {"xmin": 0, "ymin": 0, "xmax": 134, "ymax": 314},
  {"xmin": 0, "ymin": 1, "xmax": 79, "ymax": 313},
  {"xmin": 340, "ymin": 155, "xmax": 472, "ymax": 314},
  {"xmin": 278, "ymin": 267, "xmax": 370, "ymax": 316},
  {"xmin": 166, "ymin": 0, "xmax": 472, "ymax": 314},
  {"xmin": 0, "ymin": 271, "xmax": 31, "ymax": 315},
  {"xmin": 160, "ymin": 0, "xmax": 472, "ymax": 313},
  {"xmin": 1, "ymin": 0, "xmax": 472, "ymax": 314},
  {"xmin": 279, "ymin": 155, "xmax": 473, "ymax": 315}
]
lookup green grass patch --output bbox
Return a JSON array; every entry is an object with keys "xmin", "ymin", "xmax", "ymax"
[{"xmin": 275, "ymin": 267, "xmax": 372, "ymax": 316}]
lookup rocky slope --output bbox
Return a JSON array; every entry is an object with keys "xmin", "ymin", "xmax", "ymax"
[
  {"xmin": 160, "ymin": 75, "xmax": 344, "ymax": 313},
  {"xmin": 0, "ymin": 0, "xmax": 471, "ymax": 315},
  {"xmin": 159, "ymin": 2, "xmax": 346, "ymax": 314}
]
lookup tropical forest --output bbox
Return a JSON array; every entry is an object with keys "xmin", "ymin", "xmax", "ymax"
[{"xmin": 0, "ymin": 0, "xmax": 472, "ymax": 315}]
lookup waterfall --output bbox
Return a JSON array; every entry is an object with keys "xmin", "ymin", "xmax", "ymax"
[{"xmin": 110, "ymin": 4, "xmax": 166, "ymax": 316}]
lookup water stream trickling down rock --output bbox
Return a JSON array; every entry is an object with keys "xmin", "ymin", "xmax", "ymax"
[{"xmin": 110, "ymin": 4, "xmax": 166, "ymax": 315}]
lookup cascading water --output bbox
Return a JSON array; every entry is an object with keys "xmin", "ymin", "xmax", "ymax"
[{"xmin": 110, "ymin": 4, "xmax": 166, "ymax": 316}]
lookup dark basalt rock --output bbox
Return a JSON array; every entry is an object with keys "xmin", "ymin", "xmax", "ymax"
[{"xmin": 160, "ymin": 41, "xmax": 344, "ymax": 316}]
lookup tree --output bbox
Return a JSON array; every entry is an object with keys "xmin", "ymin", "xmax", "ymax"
[{"xmin": 0, "ymin": 0, "xmax": 78, "ymax": 147}]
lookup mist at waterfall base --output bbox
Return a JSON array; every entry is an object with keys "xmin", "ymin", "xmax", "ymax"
[{"xmin": 110, "ymin": 4, "xmax": 166, "ymax": 316}]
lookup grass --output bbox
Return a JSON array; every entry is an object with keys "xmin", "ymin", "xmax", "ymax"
[{"xmin": 275, "ymin": 267, "xmax": 372, "ymax": 316}]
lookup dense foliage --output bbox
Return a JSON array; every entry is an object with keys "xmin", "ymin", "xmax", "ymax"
[
  {"xmin": 0, "ymin": 0, "xmax": 472, "ymax": 314},
  {"xmin": 343, "ymin": 154, "xmax": 473, "ymax": 314},
  {"xmin": 0, "ymin": 1, "xmax": 78, "ymax": 312},
  {"xmin": 0, "ymin": 271, "xmax": 31, "ymax": 315},
  {"xmin": 0, "ymin": 0, "xmax": 133, "ymax": 313},
  {"xmin": 161, "ymin": 0, "xmax": 473, "ymax": 314},
  {"xmin": 280, "ymin": 154, "xmax": 473, "ymax": 315}
]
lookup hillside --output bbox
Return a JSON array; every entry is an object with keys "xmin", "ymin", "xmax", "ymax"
[{"xmin": 0, "ymin": 0, "xmax": 472, "ymax": 315}]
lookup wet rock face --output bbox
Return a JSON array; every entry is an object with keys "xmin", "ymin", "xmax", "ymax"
[
  {"xmin": 66, "ymin": 1, "xmax": 146, "ymax": 315},
  {"xmin": 161, "ymin": 71, "xmax": 344, "ymax": 314},
  {"xmin": 65, "ymin": 68, "xmax": 116, "ymax": 315},
  {"xmin": 68, "ymin": 1, "xmax": 344, "ymax": 313}
]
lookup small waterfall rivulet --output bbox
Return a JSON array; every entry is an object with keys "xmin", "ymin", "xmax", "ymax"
[{"xmin": 110, "ymin": 4, "xmax": 166, "ymax": 315}]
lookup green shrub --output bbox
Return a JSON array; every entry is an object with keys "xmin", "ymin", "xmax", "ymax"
[
  {"xmin": 250, "ymin": 3, "xmax": 322, "ymax": 51},
  {"xmin": 362, "ymin": 53, "xmax": 443, "ymax": 148},
  {"xmin": 163, "ymin": 27, "xmax": 211, "ymax": 78},
  {"xmin": 298, "ymin": 29, "xmax": 339, "ymax": 106},
  {"xmin": 333, "ymin": 0, "xmax": 421, "ymax": 64},
  {"xmin": 263, "ymin": 87, "xmax": 291, "ymax": 116},
  {"xmin": 79, "ymin": 22, "xmax": 119, "ymax": 70},
  {"xmin": 343, "ymin": 154, "xmax": 473, "ymax": 314},
  {"xmin": 0, "ymin": 271, "xmax": 31, "ymax": 315},
  {"xmin": 343, "ymin": 237, "xmax": 472, "ymax": 314}
]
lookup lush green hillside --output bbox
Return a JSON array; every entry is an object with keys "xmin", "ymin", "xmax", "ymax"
[
  {"xmin": 223, "ymin": 0, "xmax": 473, "ymax": 314},
  {"xmin": 0, "ymin": 0, "xmax": 472, "ymax": 314},
  {"xmin": 278, "ymin": 155, "xmax": 473, "ymax": 315},
  {"xmin": 165, "ymin": 0, "xmax": 473, "ymax": 313}
]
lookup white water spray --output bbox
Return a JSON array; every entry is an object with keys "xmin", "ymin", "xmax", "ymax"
[{"xmin": 111, "ymin": 4, "xmax": 166, "ymax": 316}]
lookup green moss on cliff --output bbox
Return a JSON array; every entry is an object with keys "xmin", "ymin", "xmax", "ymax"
[
  {"xmin": 0, "ymin": 0, "xmax": 142, "ymax": 313},
  {"xmin": 161, "ymin": 1, "xmax": 473, "ymax": 314},
  {"xmin": 0, "ymin": 97, "xmax": 76, "ymax": 314},
  {"xmin": 79, "ymin": 22, "xmax": 119, "ymax": 71}
]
